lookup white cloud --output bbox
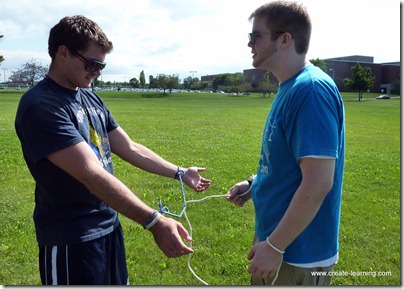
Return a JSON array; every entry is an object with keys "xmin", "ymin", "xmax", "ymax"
[{"xmin": 0, "ymin": 0, "xmax": 401, "ymax": 82}]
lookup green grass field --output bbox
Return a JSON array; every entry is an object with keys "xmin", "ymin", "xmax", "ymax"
[{"xmin": 0, "ymin": 90, "xmax": 400, "ymax": 285}]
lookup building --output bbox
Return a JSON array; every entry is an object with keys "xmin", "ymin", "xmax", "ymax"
[
  {"xmin": 323, "ymin": 55, "xmax": 400, "ymax": 94},
  {"xmin": 203, "ymin": 55, "xmax": 400, "ymax": 94}
]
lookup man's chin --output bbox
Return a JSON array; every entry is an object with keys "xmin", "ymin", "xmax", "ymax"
[{"xmin": 80, "ymin": 81, "xmax": 93, "ymax": 89}]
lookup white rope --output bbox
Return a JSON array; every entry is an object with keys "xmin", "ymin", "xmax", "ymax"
[
  {"xmin": 182, "ymin": 187, "xmax": 252, "ymax": 285},
  {"xmin": 160, "ymin": 171, "xmax": 254, "ymax": 285},
  {"xmin": 183, "ymin": 210, "xmax": 209, "ymax": 285},
  {"xmin": 271, "ymin": 263, "xmax": 281, "ymax": 285}
]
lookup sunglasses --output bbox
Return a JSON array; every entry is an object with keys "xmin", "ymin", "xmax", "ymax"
[
  {"xmin": 248, "ymin": 31, "xmax": 285, "ymax": 44},
  {"xmin": 71, "ymin": 50, "xmax": 107, "ymax": 72}
]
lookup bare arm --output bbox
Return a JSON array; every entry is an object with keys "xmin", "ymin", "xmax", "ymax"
[
  {"xmin": 108, "ymin": 127, "xmax": 211, "ymax": 192},
  {"xmin": 268, "ymin": 157, "xmax": 335, "ymax": 249},
  {"xmin": 47, "ymin": 141, "xmax": 193, "ymax": 257},
  {"xmin": 246, "ymin": 158, "xmax": 335, "ymax": 279}
]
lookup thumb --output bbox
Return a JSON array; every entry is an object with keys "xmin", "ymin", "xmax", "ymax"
[
  {"xmin": 247, "ymin": 246, "xmax": 255, "ymax": 260},
  {"xmin": 196, "ymin": 167, "xmax": 206, "ymax": 173}
]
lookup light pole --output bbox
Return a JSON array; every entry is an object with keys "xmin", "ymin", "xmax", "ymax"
[
  {"xmin": 190, "ymin": 70, "xmax": 197, "ymax": 78},
  {"xmin": 1, "ymin": 67, "xmax": 7, "ymax": 83}
]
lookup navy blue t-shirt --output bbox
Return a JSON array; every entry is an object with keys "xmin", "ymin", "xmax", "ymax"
[{"xmin": 15, "ymin": 76, "xmax": 120, "ymax": 246}]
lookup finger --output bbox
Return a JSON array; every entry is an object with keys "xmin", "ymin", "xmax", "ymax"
[
  {"xmin": 199, "ymin": 177, "xmax": 211, "ymax": 184},
  {"xmin": 167, "ymin": 236, "xmax": 193, "ymax": 257},
  {"xmin": 247, "ymin": 263, "xmax": 256, "ymax": 275},
  {"xmin": 247, "ymin": 247, "xmax": 255, "ymax": 260},
  {"xmin": 227, "ymin": 186, "xmax": 240, "ymax": 200},
  {"xmin": 236, "ymin": 198, "xmax": 245, "ymax": 207},
  {"xmin": 176, "ymin": 222, "xmax": 193, "ymax": 243},
  {"xmin": 226, "ymin": 186, "xmax": 236, "ymax": 197},
  {"xmin": 178, "ymin": 228, "xmax": 192, "ymax": 242},
  {"xmin": 175, "ymin": 241, "xmax": 194, "ymax": 255}
]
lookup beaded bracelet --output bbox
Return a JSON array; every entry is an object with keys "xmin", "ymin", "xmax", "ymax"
[
  {"xmin": 143, "ymin": 210, "xmax": 158, "ymax": 229},
  {"xmin": 145, "ymin": 212, "xmax": 162, "ymax": 230}
]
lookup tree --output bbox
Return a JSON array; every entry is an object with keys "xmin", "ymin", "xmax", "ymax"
[
  {"xmin": 154, "ymin": 74, "xmax": 178, "ymax": 94},
  {"xmin": 166, "ymin": 74, "xmax": 180, "ymax": 93},
  {"xmin": 183, "ymin": 76, "xmax": 199, "ymax": 90},
  {"xmin": 392, "ymin": 79, "xmax": 400, "ymax": 95},
  {"xmin": 129, "ymin": 77, "xmax": 140, "ymax": 88},
  {"xmin": 310, "ymin": 58, "xmax": 327, "ymax": 72},
  {"xmin": 0, "ymin": 35, "xmax": 4, "ymax": 74},
  {"xmin": 156, "ymin": 74, "xmax": 168, "ymax": 94},
  {"xmin": 149, "ymin": 75, "xmax": 157, "ymax": 88},
  {"xmin": 256, "ymin": 71, "xmax": 278, "ymax": 98},
  {"xmin": 342, "ymin": 63, "xmax": 375, "ymax": 101},
  {"xmin": 9, "ymin": 58, "xmax": 48, "ymax": 87},
  {"xmin": 139, "ymin": 70, "xmax": 146, "ymax": 88},
  {"xmin": 212, "ymin": 73, "xmax": 244, "ymax": 92}
]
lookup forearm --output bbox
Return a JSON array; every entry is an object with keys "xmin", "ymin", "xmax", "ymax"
[
  {"xmin": 267, "ymin": 157, "xmax": 335, "ymax": 251},
  {"xmin": 120, "ymin": 142, "xmax": 178, "ymax": 178},
  {"xmin": 47, "ymin": 141, "xmax": 158, "ymax": 227},
  {"xmin": 84, "ymin": 166, "xmax": 154, "ymax": 225},
  {"xmin": 109, "ymin": 127, "xmax": 178, "ymax": 178},
  {"xmin": 268, "ymin": 185, "xmax": 326, "ymax": 251}
]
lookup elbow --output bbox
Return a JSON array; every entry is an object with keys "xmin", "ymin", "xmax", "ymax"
[{"xmin": 317, "ymin": 177, "xmax": 334, "ymax": 199}]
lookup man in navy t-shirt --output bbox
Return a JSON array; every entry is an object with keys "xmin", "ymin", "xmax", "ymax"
[{"xmin": 15, "ymin": 15, "xmax": 211, "ymax": 285}]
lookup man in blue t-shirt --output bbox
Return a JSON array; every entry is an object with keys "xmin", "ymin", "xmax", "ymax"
[
  {"xmin": 15, "ymin": 15, "xmax": 211, "ymax": 285},
  {"xmin": 227, "ymin": 1, "xmax": 345, "ymax": 286}
]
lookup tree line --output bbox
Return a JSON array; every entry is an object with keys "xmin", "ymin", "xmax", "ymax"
[{"xmin": 1, "ymin": 54, "xmax": 394, "ymax": 101}]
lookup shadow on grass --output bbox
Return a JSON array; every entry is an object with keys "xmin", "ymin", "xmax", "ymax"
[
  {"xmin": 140, "ymin": 92, "xmax": 170, "ymax": 98},
  {"xmin": 344, "ymin": 99, "xmax": 372, "ymax": 102}
]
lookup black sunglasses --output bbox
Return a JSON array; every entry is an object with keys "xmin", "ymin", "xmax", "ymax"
[
  {"xmin": 248, "ymin": 31, "xmax": 285, "ymax": 44},
  {"xmin": 71, "ymin": 50, "xmax": 107, "ymax": 72}
]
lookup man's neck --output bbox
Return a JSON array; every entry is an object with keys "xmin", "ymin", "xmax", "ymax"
[{"xmin": 273, "ymin": 55, "xmax": 309, "ymax": 83}]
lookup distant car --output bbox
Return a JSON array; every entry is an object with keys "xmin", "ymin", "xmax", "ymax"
[{"xmin": 376, "ymin": 95, "xmax": 391, "ymax": 99}]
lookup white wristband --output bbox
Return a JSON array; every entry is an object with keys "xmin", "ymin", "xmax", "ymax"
[
  {"xmin": 266, "ymin": 237, "xmax": 285, "ymax": 254},
  {"xmin": 146, "ymin": 212, "xmax": 162, "ymax": 230}
]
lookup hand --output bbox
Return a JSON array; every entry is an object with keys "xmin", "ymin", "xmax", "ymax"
[
  {"xmin": 226, "ymin": 180, "xmax": 252, "ymax": 207},
  {"xmin": 247, "ymin": 241, "xmax": 283, "ymax": 280},
  {"xmin": 149, "ymin": 215, "xmax": 194, "ymax": 258},
  {"xmin": 182, "ymin": 167, "xmax": 211, "ymax": 192}
]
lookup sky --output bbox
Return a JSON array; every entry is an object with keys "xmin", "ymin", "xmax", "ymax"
[{"xmin": 0, "ymin": 0, "xmax": 401, "ymax": 83}]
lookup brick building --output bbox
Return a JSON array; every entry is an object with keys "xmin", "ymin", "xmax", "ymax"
[
  {"xmin": 202, "ymin": 55, "xmax": 401, "ymax": 94},
  {"xmin": 323, "ymin": 56, "xmax": 400, "ymax": 93}
]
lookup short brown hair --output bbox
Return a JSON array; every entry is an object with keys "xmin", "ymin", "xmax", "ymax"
[
  {"xmin": 249, "ymin": 1, "xmax": 311, "ymax": 54},
  {"xmin": 48, "ymin": 15, "xmax": 113, "ymax": 59}
]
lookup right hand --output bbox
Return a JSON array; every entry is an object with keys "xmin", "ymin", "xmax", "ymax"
[
  {"xmin": 226, "ymin": 180, "xmax": 252, "ymax": 207},
  {"xmin": 149, "ymin": 215, "xmax": 194, "ymax": 258}
]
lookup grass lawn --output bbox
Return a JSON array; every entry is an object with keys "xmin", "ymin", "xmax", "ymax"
[{"xmin": 0, "ymin": 90, "xmax": 400, "ymax": 285}]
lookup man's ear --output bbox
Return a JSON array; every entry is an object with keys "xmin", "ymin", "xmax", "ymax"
[
  {"xmin": 278, "ymin": 32, "xmax": 293, "ymax": 48},
  {"xmin": 56, "ymin": 45, "xmax": 69, "ymax": 63}
]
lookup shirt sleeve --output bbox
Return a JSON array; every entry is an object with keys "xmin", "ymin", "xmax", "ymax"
[
  {"xmin": 287, "ymin": 91, "xmax": 340, "ymax": 161},
  {"xmin": 19, "ymin": 102, "xmax": 85, "ymax": 163}
]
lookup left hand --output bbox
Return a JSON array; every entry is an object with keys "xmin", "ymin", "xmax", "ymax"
[
  {"xmin": 247, "ymin": 241, "xmax": 283, "ymax": 279},
  {"xmin": 182, "ymin": 167, "xmax": 211, "ymax": 192}
]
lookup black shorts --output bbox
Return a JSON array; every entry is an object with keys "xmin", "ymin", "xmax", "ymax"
[{"xmin": 39, "ymin": 224, "xmax": 128, "ymax": 285}]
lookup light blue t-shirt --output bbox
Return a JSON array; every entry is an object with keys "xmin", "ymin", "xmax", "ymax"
[{"xmin": 251, "ymin": 64, "xmax": 345, "ymax": 265}]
